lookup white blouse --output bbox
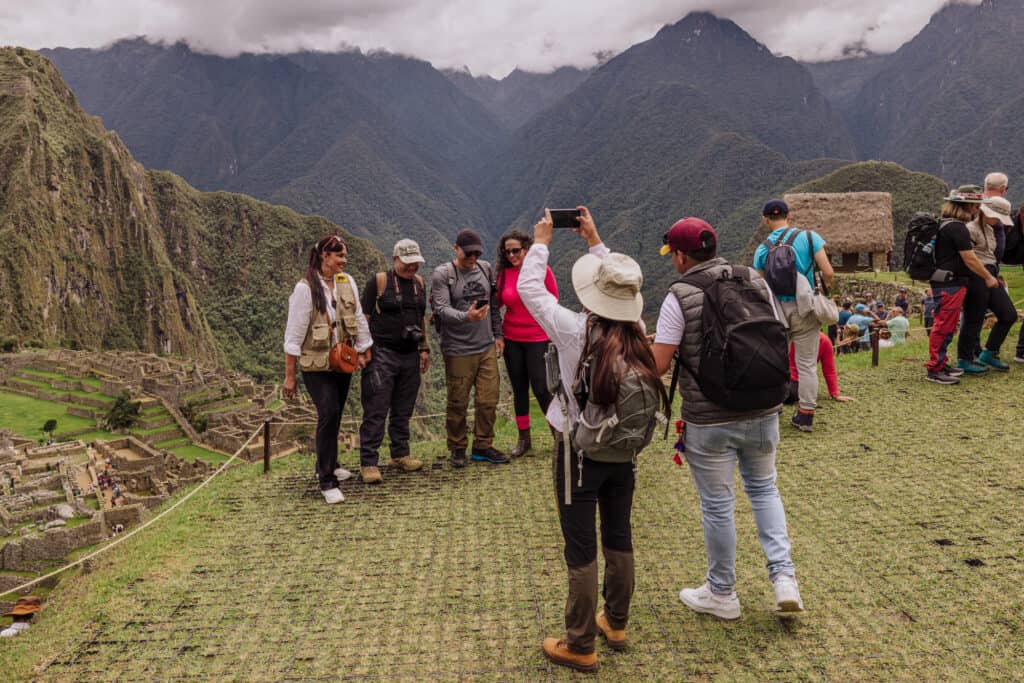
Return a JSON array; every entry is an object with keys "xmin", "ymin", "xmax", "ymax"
[{"xmin": 283, "ymin": 275, "xmax": 373, "ymax": 357}]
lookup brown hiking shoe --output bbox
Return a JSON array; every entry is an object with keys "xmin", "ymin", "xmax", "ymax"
[
  {"xmin": 595, "ymin": 610, "xmax": 627, "ymax": 651},
  {"xmin": 386, "ymin": 456, "xmax": 423, "ymax": 472},
  {"xmin": 360, "ymin": 466, "xmax": 383, "ymax": 484},
  {"xmin": 542, "ymin": 637, "xmax": 598, "ymax": 673}
]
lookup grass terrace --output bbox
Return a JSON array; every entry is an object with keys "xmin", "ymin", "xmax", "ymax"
[
  {"xmin": 0, "ymin": 391, "xmax": 114, "ymax": 440},
  {"xmin": 1, "ymin": 332, "xmax": 1022, "ymax": 681}
]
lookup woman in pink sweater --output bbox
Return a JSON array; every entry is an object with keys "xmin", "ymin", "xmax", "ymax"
[
  {"xmin": 495, "ymin": 230, "xmax": 558, "ymax": 456},
  {"xmin": 784, "ymin": 332, "xmax": 854, "ymax": 404}
]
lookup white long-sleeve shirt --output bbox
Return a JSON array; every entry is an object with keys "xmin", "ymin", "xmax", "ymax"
[
  {"xmin": 283, "ymin": 275, "xmax": 373, "ymax": 357},
  {"xmin": 517, "ymin": 241, "xmax": 610, "ymax": 433}
]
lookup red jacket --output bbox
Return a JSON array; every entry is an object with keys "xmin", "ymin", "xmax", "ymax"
[{"xmin": 789, "ymin": 332, "xmax": 839, "ymax": 397}]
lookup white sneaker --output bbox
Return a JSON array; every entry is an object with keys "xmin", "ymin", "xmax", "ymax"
[
  {"xmin": 679, "ymin": 582, "xmax": 741, "ymax": 620},
  {"xmin": 334, "ymin": 467, "xmax": 353, "ymax": 481},
  {"xmin": 773, "ymin": 575, "xmax": 804, "ymax": 615},
  {"xmin": 321, "ymin": 487, "xmax": 344, "ymax": 504}
]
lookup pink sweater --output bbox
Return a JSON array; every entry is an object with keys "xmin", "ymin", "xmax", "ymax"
[{"xmin": 497, "ymin": 265, "xmax": 557, "ymax": 343}]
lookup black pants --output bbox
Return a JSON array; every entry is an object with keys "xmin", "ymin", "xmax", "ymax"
[
  {"xmin": 553, "ymin": 443, "xmax": 635, "ymax": 567},
  {"xmin": 958, "ymin": 271, "xmax": 1017, "ymax": 360},
  {"xmin": 359, "ymin": 346, "xmax": 421, "ymax": 466},
  {"xmin": 503, "ymin": 340, "xmax": 552, "ymax": 424},
  {"xmin": 302, "ymin": 370, "xmax": 352, "ymax": 490}
]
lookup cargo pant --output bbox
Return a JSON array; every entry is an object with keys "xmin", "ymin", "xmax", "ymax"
[
  {"xmin": 443, "ymin": 348, "xmax": 499, "ymax": 451},
  {"xmin": 780, "ymin": 300, "xmax": 821, "ymax": 411},
  {"xmin": 359, "ymin": 346, "xmax": 421, "ymax": 467}
]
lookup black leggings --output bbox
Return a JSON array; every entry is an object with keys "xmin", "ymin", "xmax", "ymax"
[
  {"xmin": 503, "ymin": 340, "xmax": 552, "ymax": 426},
  {"xmin": 958, "ymin": 271, "xmax": 1017, "ymax": 360},
  {"xmin": 302, "ymin": 370, "xmax": 352, "ymax": 490},
  {"xmin": 554, "ymin": 443, "xmax": 635, "ymax": 567}
]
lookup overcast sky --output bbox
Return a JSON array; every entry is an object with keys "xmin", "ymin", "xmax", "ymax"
[{"xmin": 0, "ymin": 0, "xmax": 980, "ymax": 77}]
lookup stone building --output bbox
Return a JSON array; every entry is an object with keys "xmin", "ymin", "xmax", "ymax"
[{"xmin": 783, "ymin": 192, "xmax": 895, "ymax": 272}]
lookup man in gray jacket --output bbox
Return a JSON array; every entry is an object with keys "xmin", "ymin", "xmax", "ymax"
[{"xmin": 431, "ymin": 229, "xmax": 507, "ymax": 467}]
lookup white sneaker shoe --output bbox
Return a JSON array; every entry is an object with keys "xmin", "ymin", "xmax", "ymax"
[
  {"xmin": 773, "ymin": 575, "xmax": 804, "ymax": 615},
  {"xmin": 679, "ymin": 582, "xmax": 741, "ymax": 620},
  {"xmin": 321, "ymin": 487, "xmax": 344, "ymax": 504},
  {"xmin": 334, "ymin": 467, "xmax": 353, "ymax": 481}
]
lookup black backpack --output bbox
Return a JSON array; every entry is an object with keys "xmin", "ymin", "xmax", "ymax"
[
  {"xmin": 760, "ymin": 228, "xmax": 801, "ymax": 297},
  {"xmin": 678, "ymin": 266, "xmax": 790, "ymax": 411},
  {"xmin": 903, "ymin": 213, "xmax": 948, "ymax": 281},
  {"xmin": 1002, "ymin": 209, "xmax": 1024, "ymax": 266}
]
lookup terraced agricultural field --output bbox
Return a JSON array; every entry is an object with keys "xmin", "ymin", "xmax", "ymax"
[{"xmin": 2, "ymin": 333, "xmax": 1022, "ymax": 681}]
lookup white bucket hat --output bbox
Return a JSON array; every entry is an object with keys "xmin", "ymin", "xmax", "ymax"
[
  {"xmin": 571, "ymin": 253, "xmax": 644, "ymax": 322},
  {"xmin": 981, "ymin": 196, "xmax": 1014, "ymax": 226}
]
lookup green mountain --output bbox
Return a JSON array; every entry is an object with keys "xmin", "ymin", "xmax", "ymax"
[
  {"xmin": 0, "ymin": 48, "xmax": 386, "ymax": 380},
  {"xmin": 742, "ymin": 161, "xmax": 950, "ymax": 260}
]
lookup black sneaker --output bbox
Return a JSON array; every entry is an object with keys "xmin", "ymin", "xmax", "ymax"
[
  {"xmin": 790, "ymin": 410, "xmax": 814, "ymax": 433},
  {"xmin": 450, "ymin": 449, "xmax": 468, "ymax": 468},
  {"xmin": 926, "ymin": 370, "xmax": 960, "ymax": 385},
  {"xmin": 942, "ymin": 365, "xmax": 965, "ymax": 377},
  {"xmin": 470, "ymin": 446, "xmax": 510, "ymax": 464}
]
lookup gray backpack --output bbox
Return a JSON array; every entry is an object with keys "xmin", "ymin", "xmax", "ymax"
[{"xmin": 571, "ymin": 355, "xmax": 664, "ymax": 464}]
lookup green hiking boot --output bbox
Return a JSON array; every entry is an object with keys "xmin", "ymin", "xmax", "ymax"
[
  {"xmin": 978, "ymin": 350, "xmax": 1010, "ymax": 371},
  {"xmin": 956, "ymin": 358, "xmax": 989, "ymax": 374}
]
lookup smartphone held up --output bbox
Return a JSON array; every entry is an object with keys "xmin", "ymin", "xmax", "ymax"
[{"xmin": 549, "ymin": 208, "xmax": 582, "ymax": 229}]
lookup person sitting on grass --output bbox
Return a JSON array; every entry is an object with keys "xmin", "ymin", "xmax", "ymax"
[
  {"xmin": 886, "ymin": 307, "xmax": 910, "ymax": 345},
  {"xmin": 871, "ymin": 301, "xmax": 888, "ymax": 322},
  {"xmin": 847, "ymin": 305, "xmax": 874, "ymax": 351},
  {"xmin": 784, "ymin": 332, "xmax": 854, "ymax": 404},
  {"xmin": 1, "ymin": 596, "xmax": 41, "ymax": 637}
]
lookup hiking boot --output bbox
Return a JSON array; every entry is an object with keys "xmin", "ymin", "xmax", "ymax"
[
  {"xmin": 772, "ymin": 575, "xmax": 805, "ymax": 616},
  {"xmin": 471, "ymin": 446, "xmax": 510, "ymax": 464},
  {"xmin": 956, "ymin": 358, "xmax": 989, "ymax": 374},
  {"xmin": 450, "ymin": 449, "xmax": 467, "ymax": 468},
  {"xmin": 942, "ymin": 365, "xmax": 964, "ymax": 377},
  {"xmin": 509, "ymin": 429, "xmax": 532, "ymax": 457},
  {"xmin": 595, "ymin": 610, "xmax": 627, "ymax": 651},
  {"xmin": 387, "ymin": 456, "xmax": 423, "ymax": 472},
  {"xmin": 791, "ymin": 409, "xmax": 814, "ymax": 433},
  {"xmin": 360, "ymin": 466, "xmax": 383, "ymax": 484},
  {"xmin": 926, "ymin": 370, "xmax": 960, "ymax": 385},
  {"xmin": 321, "ymin": 487, "xmax": 344, "ymax": 504},
  {"xmin": 542, "ymin": 637, "xmax": 599, "ymax": 673},
  {"xmin": 333, "ymin": 467, "xmax": 353, "ymax": 482},
  {"xmin": 679, "ymin": 583, "xmax": 741, "ymax": 620},
  {"xmin": 978, "ymin": 350, "xmax": 1010, "ymax": 371}
]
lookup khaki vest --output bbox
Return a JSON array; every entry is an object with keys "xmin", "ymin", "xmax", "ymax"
[{"xmin": 297, "ymin": 275, "xmax": 358, "ymax": 372}]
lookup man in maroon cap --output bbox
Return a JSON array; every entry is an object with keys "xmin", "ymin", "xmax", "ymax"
[{"xmin": 651, "ymin": 217, "xmax": 804, "ymax": 621}]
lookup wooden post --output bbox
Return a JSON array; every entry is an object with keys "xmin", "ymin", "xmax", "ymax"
[
  {"xmin": 870, "ymin": 328, "xmax": 880, "ymax": 367},
  {"xmin": 263, "ymin": 420, "xmax": 271, "ymax": 474}
]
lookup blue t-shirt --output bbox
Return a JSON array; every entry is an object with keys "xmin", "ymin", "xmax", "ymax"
[
  {"xmin": 752, "ymin": 227, "xmax": 827, "ymax": 301},
  {"xmin": 847, "ymin": 314, "xmax": 874, "ymax": 342}
]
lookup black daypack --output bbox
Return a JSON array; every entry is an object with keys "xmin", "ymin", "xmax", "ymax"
[
  {"xmin": 903, "ymin": 213, "xmax": 945, "ymax": 281},
  {"xmin": 760, "ymin": 228, "xmax": 801, "ymax": 297},
  {"xmin": 679, "ymin": 266, "xmax": 790, "ymax": 411},
  {"xmin": 1002, "ymin": 209, "xmax": 1024, "ymax": 266}
]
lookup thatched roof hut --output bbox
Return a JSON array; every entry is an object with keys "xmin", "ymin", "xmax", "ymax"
[{"xmin": 783, "ymin": 192, "xmax": 894, "ymax": 271}]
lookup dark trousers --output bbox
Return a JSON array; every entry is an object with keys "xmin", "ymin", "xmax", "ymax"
[
  {"xmin": 958, "ymin": 272, "xmax": 1017, "ymax": 359},
  {"xmin": 553, "ymin": 442, "xmax": 635, "ymax": 653},
  {"xmin": 502, "ymin": 340, "xmax": 553, "ymax": 427},
  {"xmin": 926, "ymin": 285, "xmax": 966, "ymax": 372},
  {"xmin": 359, "ymin": 347, "xmax": 421, "ymax": 466},
  {"xmin": 302, "ymin": 370, "xmax": 352, "ymax": 490}
]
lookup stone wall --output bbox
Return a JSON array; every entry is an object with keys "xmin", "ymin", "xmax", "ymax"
[
  {"xmin": 102, "ymin": 504, "xmax": 146, "ymax": 531},
  {"xmin": 834, "ymin": 278, "xmax": 926, "ymax": 316},
  {"xmin": 1, "ymin": 519, "xmax": 104, "ymax": 571}
]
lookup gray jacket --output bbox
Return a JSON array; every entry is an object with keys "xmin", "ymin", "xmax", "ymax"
[{"xmin": 430, "ymin": 260, "xmax": 503, "ymax": 356}]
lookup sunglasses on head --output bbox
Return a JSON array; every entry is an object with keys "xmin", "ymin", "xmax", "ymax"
[
  {"xmin": 505, "ymin": 247, "xmax": 523, "ymax": 256},
  {"xmin": 318, "ymin": 235, "xmax": 345, "ymax": 253}
]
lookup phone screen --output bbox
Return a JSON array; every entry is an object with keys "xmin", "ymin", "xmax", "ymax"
[
  {"xmin": 475, "ymin": 299, "xmax": 489, "ymax": 309},
  {"xmin": 550, "ymin": 209, "xmax": 582, "ymax": 229}
]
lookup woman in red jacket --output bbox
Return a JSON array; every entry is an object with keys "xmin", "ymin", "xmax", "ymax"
[
  {"xmin": 494, "ymin": 230, "xmax": 558, "ymax": 456},
  {"xmin": 784, "ymin": 332, "xmax": 854, "ymax": 404}
]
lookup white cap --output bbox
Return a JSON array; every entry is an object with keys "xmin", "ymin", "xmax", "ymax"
[{"xmin": 393, "ymin": 239, "xmax": 425, "ymax": 264}]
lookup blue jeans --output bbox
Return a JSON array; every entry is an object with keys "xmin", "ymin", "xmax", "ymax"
[{"xmin": 685, "ymin": 414, "xmax": 795, "ymax": 594}]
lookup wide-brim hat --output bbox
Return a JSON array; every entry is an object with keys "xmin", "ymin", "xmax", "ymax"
[
  {"xmin": 4, "ymin": 596, "xmax": 41, "ymax": 617},
  {"xmin": 571, "ymin": 253, "xmax": 643, "ymax": 322},
  {"xmin": 981, "ymin": 196, "xmax": 1014, "ymax": 226},
  {"xmin": 944, "ymin": 185, "xmax": 984, "ymax": 204}
]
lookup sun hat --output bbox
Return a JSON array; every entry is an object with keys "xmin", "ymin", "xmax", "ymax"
[
  {"xmin": 4, "ymin": 596, "xmax": 41, "ymax": 617},
  {"xmin": 944, "ymin": 185, "xmax": 984, "ymax": 203},
  {"xmin": 393, "ymin": 239, "xmax": 426, "ymax": 264},
  {"xmin": 659, "ymin": 217, "xmax": 717, "ymax": 256},
  {"xmin": 572, "ymin": 253, "xmax": 644, "ymax": 322},
  {"xmin": 455, "ymin": 229, "xmax": 483, "ymax": 255},
  {"xmin": 980, "ymin": 196, "xmax": 1014, "ymax": 226}
]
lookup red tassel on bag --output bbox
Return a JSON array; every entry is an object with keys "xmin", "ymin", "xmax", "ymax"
[{"xmin": 672, "ymin": 420, "xmax": 685, "ymax": 467}]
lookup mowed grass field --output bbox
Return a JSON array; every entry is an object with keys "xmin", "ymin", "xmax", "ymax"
[{"xmin": 1, "ymin": 333, "xmax": 1023, "ymax": 681}]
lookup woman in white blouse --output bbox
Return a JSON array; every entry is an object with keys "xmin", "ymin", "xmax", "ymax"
[{"xmin": 283, "ymin": 235, "xmax": 373, "ymax": 504}]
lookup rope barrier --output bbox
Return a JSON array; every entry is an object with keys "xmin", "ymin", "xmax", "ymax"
[
  {"xmin": 0, "ymin": 423, "xmax": 265, "ymax": 599},
  {"xmin": 273, "ymin": 401, "xmax": 515, "ymax": 428}
]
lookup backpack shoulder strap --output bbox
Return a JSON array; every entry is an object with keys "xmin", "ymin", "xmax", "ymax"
[
  {"xmin": 782, "ymin": 228, "xmax": 800, "ymax": 246},
  {"xmin": 374, "ymin": 272, "xmax": 387, "ymax": 314}
]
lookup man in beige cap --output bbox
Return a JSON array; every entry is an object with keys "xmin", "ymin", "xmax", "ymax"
[{"xmin": 357, "ymin": 239, "xmax": 429, "ymax": 483}]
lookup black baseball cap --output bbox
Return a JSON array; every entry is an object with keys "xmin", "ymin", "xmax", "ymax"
[
  {"xmin": 455, "ymin": 229, "xmax": 483, "ymax": 255},
  {"xmin": 762, "ymin": 199, "xmax": 789, "ymax": 218}
]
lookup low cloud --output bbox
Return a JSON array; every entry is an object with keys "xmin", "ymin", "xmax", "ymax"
[{"xmin": 0, "ymin": 0, "xmax": 983, "ymax": 77}]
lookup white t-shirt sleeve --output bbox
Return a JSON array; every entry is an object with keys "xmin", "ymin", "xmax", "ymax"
[{"xmin": 653, "ymin": 293, "xmax": 685, "ymax": 346}]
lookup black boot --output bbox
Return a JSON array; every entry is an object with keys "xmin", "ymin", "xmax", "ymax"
[{"xmin": 510, "ymin": 428, "xmax": 532, "ymax": 457}]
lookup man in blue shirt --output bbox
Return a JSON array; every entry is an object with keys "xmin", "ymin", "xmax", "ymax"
[
  {"xmin": 847, "ymin": 305, "xmax": 875, "ymax": 350},
  {"xmin": 753, "ymin": 199, "xmax": 834, "ymax": 433}
]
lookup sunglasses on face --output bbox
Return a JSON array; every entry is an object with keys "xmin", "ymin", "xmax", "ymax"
[{"xmin": 505, "ymin": 247, "xmax": 523, "ymax": 256}]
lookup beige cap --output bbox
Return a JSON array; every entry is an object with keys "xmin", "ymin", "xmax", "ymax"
[
  {"xmin": 393, "ymin": 239, "xmax": 425, "ymax": 264},
  {"xmin": 571, "ymin": 253, "xmax": 644, "ymax": 322},
  {"xmin": 981, "ymin": 196, "xmax": 1014, "ymax": 226}
]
